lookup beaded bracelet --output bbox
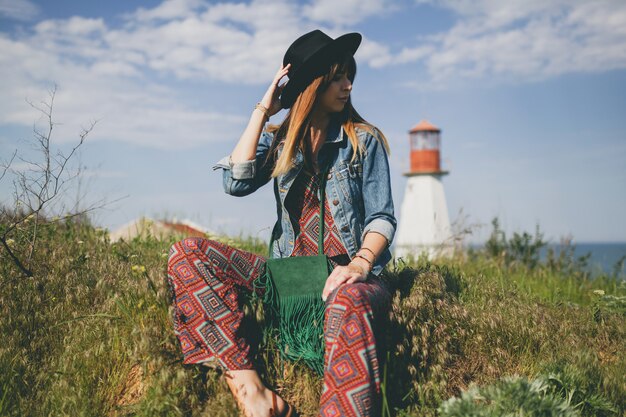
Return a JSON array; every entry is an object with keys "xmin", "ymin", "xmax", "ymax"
[
  {"xmin": 254, "ymin": 102, "xmax": 270, "ymax": 121},
  {"xmin": 357, "ymin": 247, "xmax": 376, "ymax": 261}
]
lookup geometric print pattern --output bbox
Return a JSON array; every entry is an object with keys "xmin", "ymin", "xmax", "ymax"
[
  {"xmin": 320, "ymin": 280, "xmax": 392, "ymax": 417},
  {"xmin": 166, "ymin": 170, "xmax": 392, "ymax": 416},
  {"xmin": 167, "ymin": 237, "xmax": 265, "ymax": 369},
  {"xmin": 286, "ymin": 170, "xmax": 349, "ymax": 259}
]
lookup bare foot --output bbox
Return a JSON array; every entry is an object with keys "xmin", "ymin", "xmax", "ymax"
[{"xmin": 225, "ymin": 372, "xmax": 289, "ymax": 417}]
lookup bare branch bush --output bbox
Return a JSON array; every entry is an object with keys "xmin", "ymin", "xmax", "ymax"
[
  {"xmin": 435, "ymin": 207, "xmax": 483, "ymax": 260},
  {"xmin": 0, "ymin": 85, "xmax": 108, "ymax": 277}
]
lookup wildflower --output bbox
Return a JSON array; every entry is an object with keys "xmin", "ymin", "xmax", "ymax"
[
  {"xmin": 593, "ymin": 289, "xmax": 605, "ymax": 296},
  {"xmin": 6, "ymin": 238, "xmax": 16, "ymax": 248},
  {"xmin": 132, "ymin": 265, "xmax": 147, "ymax": 274},
  {"xmin": 77, "ymin": 240, "xmax": 84, "ymax": 245}
]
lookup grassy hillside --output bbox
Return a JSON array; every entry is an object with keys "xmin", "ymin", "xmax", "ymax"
[{"xmin": 1, "ymin": 219, "xmax": 624, "ymax": 416}]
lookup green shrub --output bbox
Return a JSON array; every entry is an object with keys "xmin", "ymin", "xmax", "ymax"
[
  {"xmin": 484, "ymin": 217, "xmax": 548, "ymax": 270},
  {"xmin": 541, "ymin": 357, "xmax": 618, "ymax": 417},
  {"xmin": 438, "ymin": 375, "xmax": 580, "ymax": 417}
]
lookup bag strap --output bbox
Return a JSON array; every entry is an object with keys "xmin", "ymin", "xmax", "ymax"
[
  {"xmin": 317, "ymin": 164, "xmax": 330, "ymax": 255},
  {"xmin": 268, "ymin": 163, "xmax": 331, "ymax": 257}
]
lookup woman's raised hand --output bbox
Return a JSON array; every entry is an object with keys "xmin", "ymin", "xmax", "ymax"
[{"xmin": 260, "ymin": 63, "xmax": 291, "ymax": 117}]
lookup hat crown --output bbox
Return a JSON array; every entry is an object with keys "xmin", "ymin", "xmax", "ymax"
[
  {"xmin": 280, "ymin": 29, "xmax": 361, "ymax": 109},
  {"xmin": 283, "ymin": 30, "xmax": 334, "ymax": 73}
]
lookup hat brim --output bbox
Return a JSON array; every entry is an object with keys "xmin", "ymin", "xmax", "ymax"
[{"xmin": 280, "ymin": 32, "xmax": 362, "ymax": 109}]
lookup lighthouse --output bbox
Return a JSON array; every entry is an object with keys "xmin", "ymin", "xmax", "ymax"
[{"xmin": 394, "ymin": 120, "xmax": 454, "ymax": 261}]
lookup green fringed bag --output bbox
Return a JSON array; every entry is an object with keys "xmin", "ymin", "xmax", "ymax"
[{"xmin": 255, "ymin": 167, "xmax": 332, "ymax": 375}]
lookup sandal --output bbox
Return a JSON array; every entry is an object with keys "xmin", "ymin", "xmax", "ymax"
[{"xmin": 270, "ymin": 391, "xmax": 295, "ymax": 417}]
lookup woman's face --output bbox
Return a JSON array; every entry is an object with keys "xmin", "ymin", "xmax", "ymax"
[{"xmin": 316, "ymin": 69, "xmax": 353, "ymax": 114}]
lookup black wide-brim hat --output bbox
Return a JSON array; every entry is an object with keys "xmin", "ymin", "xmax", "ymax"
[{"xmin": 280, "ymin": 30, "xmax": 362, "ymax": 109}]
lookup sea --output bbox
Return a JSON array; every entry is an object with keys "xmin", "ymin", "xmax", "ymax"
[
  {"xmin": 543, "ymin": 242, "xmax": 626, "ymax": 278},
  {"xmin": 470, "ymin": 242, "xmax": 626, "ymax": 279}
]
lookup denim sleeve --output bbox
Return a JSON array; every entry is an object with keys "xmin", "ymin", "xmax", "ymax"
[
  {"xmin": 211, "ymin": 130, "xmax": 275, "ymax": 197},
  {"xmin": 360, "ymin": 129, "xmax": 397, "ymax": 246}
]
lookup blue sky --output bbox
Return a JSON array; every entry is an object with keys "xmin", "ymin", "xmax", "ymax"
[{"xmin": 1, "ymin": 0, "xmax": 625, "ymax": 245}]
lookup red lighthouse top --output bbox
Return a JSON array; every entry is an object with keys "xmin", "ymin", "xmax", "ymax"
[
  {"xmin": 405, "ymin": 119, "xmax": 448, "ymax": 176},
  {"xmin": 409, "ymin": 120, "xmax": 440, "ymax": 133}
]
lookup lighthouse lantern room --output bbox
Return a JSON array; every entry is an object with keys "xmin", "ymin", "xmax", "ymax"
[
  {"xmin": 395, "ymin": 120, "xmax": 454, "ymax": 260},
  {"xmin": 409, "ymin": 120, "xmax": 444, "ymax": 173}
]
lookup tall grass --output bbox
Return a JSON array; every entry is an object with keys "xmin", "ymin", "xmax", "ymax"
[{"xmin": 1, "ymin": 219, "xmax": 624, "ymax": 416}]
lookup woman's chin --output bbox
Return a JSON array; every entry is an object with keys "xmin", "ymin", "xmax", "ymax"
[
  {"xmin": 333, "ymin": 103, "xmax": 347, "ymax": 112},
  {"xmin": 319, "ymin": 102, "xmax": 347, "ymax": 114}
]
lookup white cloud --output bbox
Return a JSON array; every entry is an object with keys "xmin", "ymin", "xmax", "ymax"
[
  {"xmin": 128, "ymin": 0, "xmax": 206, "ymax": 22},
  {"xmin": 35, "ymin": 16, "xmax": 107, "ymax": 36},
  {"xmin": 0, "ymin": 0, "xmax": 38, "ymax": 21},
  {"xmin": 356, "ymin": 37, "xmax": 394, "ymax": 68},
  {"xmin": 0, "ymin": 1, "xmax": 309, "ymax": 149},
  {"xmin": 105, "ymin": 0, "xmax": 305, "ymax": 84},
  {"xmin": 403, "ymin": 0, "xmax": 626, "ymax": 83},
  {"xmin": 2, "ymin": 0, "xmax": 398, "ymax": 150},
  {"xmin": 5, "ymin": 0, "xmax": 624, "ymax": 151},
  {"xmin": 0, "ymin": 31, "xmax": 246, "ymax": 149},
  {"xmin": 302, "ymin": 0, "xmax": 394, "ymax": 26}
]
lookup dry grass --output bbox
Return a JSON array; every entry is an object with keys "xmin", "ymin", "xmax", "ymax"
[{"xmin": 1, "ymin": 220, "xmax": 624, "ymax": 416}]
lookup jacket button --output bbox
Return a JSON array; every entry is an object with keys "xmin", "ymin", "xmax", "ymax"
[
  {"xmin": 327, "ymin": 173, "xmax": 332, "ymax": 180},
  {"xmin": 333, "ymin": 199, "xmax": 339, "ymax": 206}
]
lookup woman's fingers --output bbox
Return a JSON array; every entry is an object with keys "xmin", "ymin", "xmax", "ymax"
[
  {"xmin": 346, "ymin": 274, "xmax": 367, "ymax": 284},
  {"xmin": 273, "ymin": 64, "xmax": 290, "ymax": 84},
  {"xmin": 266, "ymin": 66, "xmax": 289, "ymax": 98},
  {"xmin": 322, "ymin": 265, "xmax": 367, "ymax": 301},
  {"xmin": 332, "ymin": 272, "xmax": 353, "ymax": 287},
  {"xmin": 262, "ymin": 64, "xmax": 291, "ymax": 114},
  {"xmin": 323, "ymin": 267, "xmax": 344, "ymax": 301},
  {"xmin": 323, "ymin": 267, "xmax": 341, "ymax": 296}
]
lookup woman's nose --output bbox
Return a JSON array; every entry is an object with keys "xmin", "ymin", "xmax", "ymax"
[{"xmin": 343, "ymin": 78, "xmax": 352, "ymax": 91}]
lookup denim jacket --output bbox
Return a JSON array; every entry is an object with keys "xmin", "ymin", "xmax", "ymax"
[{"xmin": 212, "ymin": 119, "xmax": 396, "ymax": 276}]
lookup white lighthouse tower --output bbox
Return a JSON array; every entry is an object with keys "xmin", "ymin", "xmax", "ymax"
[{"xmin": 394, "ymin": 120, "xmax": 454, "ymax": 261}]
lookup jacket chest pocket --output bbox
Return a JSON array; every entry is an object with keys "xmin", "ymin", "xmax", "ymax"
[{"xmin": 334, "ymin": 160, "xmax": 362, "ymax": 204}]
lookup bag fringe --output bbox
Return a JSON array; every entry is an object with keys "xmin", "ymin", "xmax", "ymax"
[{"xmin": 254, "ymin": 266, "xmax": 326, "ymax": 375}]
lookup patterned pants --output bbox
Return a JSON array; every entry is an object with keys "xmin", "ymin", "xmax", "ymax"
[{"xmin": 167, "ymin": 238, "xmax": 391, "ymax": 417}]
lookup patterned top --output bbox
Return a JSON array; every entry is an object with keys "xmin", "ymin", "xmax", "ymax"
[{"xmin": 285, "ymin": 169, "xmax": 350, "ymax": 267}]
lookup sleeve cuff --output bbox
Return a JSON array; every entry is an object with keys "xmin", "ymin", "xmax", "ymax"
[
  {"xmin": 211, "ymin": 155, "xmax": 257, "ymax": 180},
  {"xmin": 212, "ymin": 155, "xmax": 230, "ymax": 170},
  {"xmin": 361, "ymin": 218, "xmax": 395, "ymax": 247}
]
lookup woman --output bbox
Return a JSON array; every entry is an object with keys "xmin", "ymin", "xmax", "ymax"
[{"xmin": 167, "ymin": 30, "xmax": 396, "ymax": 417}]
